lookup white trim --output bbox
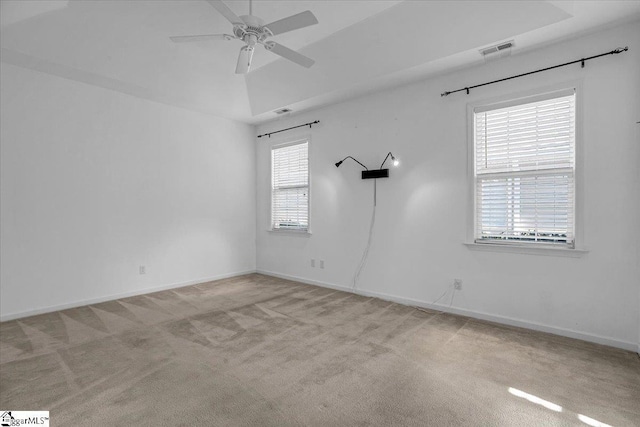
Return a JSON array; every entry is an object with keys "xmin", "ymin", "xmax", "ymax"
[
  {"xmin": 270, "ymin": 138, "xmax": 308, "ymax": 150},
  {"xmin": 573, "ymin": 80, "xmax": 585, "ymax": 250},
  {"xmin": 257, "ymin": 270, "xmax": 636, "ymax": 352},
  {"xmin": 269, "ymin": 135, "xmax": 311, "ymax": 233},
  {"xmin": 0, "ymin": 270, "xmax": 256, "ymax": 322},
  {"xmin": 6, "ymin": 268, "xmax": 634, "ymax": 352},
  {"xmin": 464, "ymin": 242, "xmax": 588, "ymax": 257},
  {"xmin": 473, "ymin": 87, "xmax": 576, "ymax": 113},
  {"xmin": 267, "ymin": 229, "xmax": 312, "ymax": 236},
  {"xmin": 466, "ymin": 80, "xmax": 585, "ymax": 253}
]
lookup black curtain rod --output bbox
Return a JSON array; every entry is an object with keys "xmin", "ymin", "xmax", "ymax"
[
  {"xmin": 441, "ymin": 46, "xmax": 628, "ymax": 97},
  {"xmin": 257, "ymin": 120, "xmax": 320, "ymax": 138}
]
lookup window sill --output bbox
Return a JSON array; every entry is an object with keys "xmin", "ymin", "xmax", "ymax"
[
  {"xmin": 464, "ymin": 242, "xmax": 588, "ymax": 258},
  {"xmin": 268, "ymin": 229, "xmax": 312, "ymax": 236}
]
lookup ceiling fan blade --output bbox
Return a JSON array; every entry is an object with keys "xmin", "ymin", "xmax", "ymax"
[
  {"xmin": 264, "ymin": 42, "xmax": 315, "ymax": 68},
  {"xmin": 235, "ymin": 46, "xmax": 255, "ymax": 74},
  {"xmin": 170, "ymin": 34, "xmax": 233, "ymax": 43},
  {"xmin": 264, "ymin": 10, "xmax": 318, "ymax": 36},
  {"xmin": 206, "ymin": 0, "xmax": 243, "ymax": 25}
]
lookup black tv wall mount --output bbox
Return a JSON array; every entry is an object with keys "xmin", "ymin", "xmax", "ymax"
[
  {"xmin": 335, "ymin": 152, "xmax": 398, "ymax": 179},
  {"xmin": 362, "ymin": 169, "xmax": 389, "ymax": 179}
]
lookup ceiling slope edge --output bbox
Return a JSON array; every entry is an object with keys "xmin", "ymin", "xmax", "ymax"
[
  {"xmin": 245, "ymin": 0, "xmax": 571, "ymax": 117},
  {"xmin": 0, "ymin": 47, "xmax": 251, "ymax": 123}
]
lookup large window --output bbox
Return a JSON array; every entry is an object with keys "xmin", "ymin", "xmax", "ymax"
[
  {"xmin": 271, "ymin": 140, "xmax": 309, "ymax": 231},
  {"xmin": 473, "ymin": 90, "xmax": 576, "ymax": 247}
]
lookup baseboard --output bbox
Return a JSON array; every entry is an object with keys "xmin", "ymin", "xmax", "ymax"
[
  {"xmin": 4, "ymin": 268, "xmax": 636, "ymax": 353},
  {"xmin": 0, "ymin": 269, "xmax": 257, "ymax": 322},
  {"xmin": 257, "ymin": 269, "xmax": 638, "ymax": 353}
]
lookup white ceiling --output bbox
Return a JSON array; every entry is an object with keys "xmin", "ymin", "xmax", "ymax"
[{"xmin": 1, "ymin": 1, "xmax": 639, "ymax": 124}]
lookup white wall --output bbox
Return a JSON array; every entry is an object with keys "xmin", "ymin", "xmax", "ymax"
[
  {"xmin": 256, "ymin": 22, "xmax": 640, "ymax": 351},
  {"xmin": 0, "ymin": 64, "xmax": 256, "ymax": 319}
]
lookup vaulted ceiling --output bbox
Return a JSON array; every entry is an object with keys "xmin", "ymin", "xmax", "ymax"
[{"xmin": 2, "ymin": 1, "xmax": 639, "ymax": 124}]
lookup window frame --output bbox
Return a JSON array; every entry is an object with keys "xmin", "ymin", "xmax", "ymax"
[
  {"xmin": 269, "ymin": 137, "xmax": 311, "ymax": 234},
  {"xmin": 466, "ymin": 82, "xmax": 586, "ymax": 256}
]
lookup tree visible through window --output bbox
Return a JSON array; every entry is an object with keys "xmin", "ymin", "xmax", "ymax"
[
  {"xmin": 271, "ymin": 140, "xmax": 309, "ymax": 231},
  {"xmin": 474, "ymin": 90, "xmax": 575, "ymax": 247}
]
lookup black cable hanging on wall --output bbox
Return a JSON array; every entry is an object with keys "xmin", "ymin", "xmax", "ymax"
[
  {"xmin": 441, "ymin": 46, "xmax": 628, "ymax": 97},
  {"xmin": 257, "ymin": 120, "xmax": 319, "ymax": 138}
]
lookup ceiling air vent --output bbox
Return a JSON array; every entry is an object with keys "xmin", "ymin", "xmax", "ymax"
[
  {"xmin": 274, "ymin": 108, "xmax": 292, "ymax": 115},
  {"xmin": 480, "ymin": 41, "xmax": 514, "ymax": 61}
]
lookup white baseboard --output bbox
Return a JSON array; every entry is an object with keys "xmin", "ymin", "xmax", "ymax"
[
  {"xmin": 0, "ymin": 270, "xmax": 257, "ymax": 322},
  {"xmin": 257, "ymin": 269, "xmax": 638, "ymax": 353},
  {"xmin": 3, "ymin": 268, "xmax": 637, "ymax": 354}
]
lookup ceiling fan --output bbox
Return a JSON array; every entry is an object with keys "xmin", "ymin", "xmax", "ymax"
[{"xmin": 170, "ymin": 0, "xmax": 319, "ymax": 74}]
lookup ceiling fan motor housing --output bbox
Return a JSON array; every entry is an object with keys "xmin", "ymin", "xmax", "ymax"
[{"xmin": 234, "ymin": 15, "xmax": 272, "ymax": 45}]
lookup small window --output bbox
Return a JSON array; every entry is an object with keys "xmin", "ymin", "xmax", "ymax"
[
  {"xmin": 271, "ymin": 140, "xmax": 309, "ymax": 231},
  {"xmin": 473, "ymin": 90, "xmax": 576, "ymax": 247}
]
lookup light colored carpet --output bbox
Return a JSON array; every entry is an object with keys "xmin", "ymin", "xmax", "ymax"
[{"xmin": 1, "ymin": 273, "xmax": 638, "ymax": 426}]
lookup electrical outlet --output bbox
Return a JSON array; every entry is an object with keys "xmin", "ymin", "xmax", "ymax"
[
  {"xmin": 454, "ymin": 279, "xmax": 462, "ymax": 290},
  {"xmin": 139, "ymin": 265, "xmax": 146, "ymax": 275},
  {"xmin": 311, "ymin": 259, "xmax": 315, "ymax": 268},
  {"xmin": 320, "ymin": 260, "xmax": 325, "ymax": 269}
]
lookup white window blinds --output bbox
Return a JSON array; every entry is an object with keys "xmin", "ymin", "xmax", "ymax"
[
  {"xmin": 271, "ymin": 141, "xmax": 309, "ymax": 230},
  {"xmin": 474, "ymin": 91, "xmax": 575, "ymax": 247}
]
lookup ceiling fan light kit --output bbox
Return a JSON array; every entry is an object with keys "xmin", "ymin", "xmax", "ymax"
[{"xmin": 170, "ymin": 0, "xmax": 319, "ymax": 74}]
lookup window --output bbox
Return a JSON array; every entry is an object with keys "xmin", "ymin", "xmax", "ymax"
[
  {"xmin": 271, "ymin": 140, "xmax": 309, "ymax": 231},
  {"xmin": 473, "ymin": 90, "xmax": 575, "ymax": 247}
]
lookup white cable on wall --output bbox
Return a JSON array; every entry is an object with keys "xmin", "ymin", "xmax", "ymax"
[
  {"xmin": 415, "ymin": 283, "xmax": 457, "ymax": 316},
  {"xmin": 353, "ymin": 180, "xmax": 377, "ymax": 290}
]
